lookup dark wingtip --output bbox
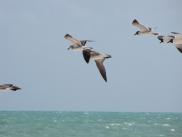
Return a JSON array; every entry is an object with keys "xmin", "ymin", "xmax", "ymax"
[
  {"xmin": 64, "ymin": 34, "xmax": 72, "ymax": 38},
  {"xmin": 82, "ymin": 50, "xmax": 91, "ymax": 64},
  {"xmin": 177, "ymin": 48, "xmax": 182, "ymax": 53},
  {"xmin": 132, "ymin": 19, "xmax": 139, "ymax": 24},
  {"xmin": 106, "ymin": 55, "xmax": 112, "ymax": 59},
  {"xmin": 85, "ymin": 59, "xmax": 89, "ymax": 64},
  {"xmin": 11, "ymin": 86, "xmax": 21, "ymax": 91}
]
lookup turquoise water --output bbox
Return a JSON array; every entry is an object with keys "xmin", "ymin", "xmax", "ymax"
[{"xmin": 0, "ymin": 112, "xmax": 182, "ymax": 137}]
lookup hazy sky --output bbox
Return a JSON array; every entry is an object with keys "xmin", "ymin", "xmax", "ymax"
[{"xmin": 0, "ymin": 0, "xmax": 181, "ymax": 112}]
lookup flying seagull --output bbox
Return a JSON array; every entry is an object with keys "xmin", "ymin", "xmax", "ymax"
[
  {"xmin": 0, "ymin": 84, "xmax": 21, "ymax": 91},
  {"xmin": 157, "ymin": 32, "xmax": 182, "ymax": 53},
  {"xmin": 64, "ymin": 34, "xmax": 94, "ymax": 63},
  {"xmin": 83, "ymin": 49, "xmax": 111, "ymax": 82},
  {"xmin": 64, "ymin": 34, "xmax": 94, "ymax": 51},
  {"xmin": 132, "ymin": 19, "xmax": 159, "ymax": 36}
]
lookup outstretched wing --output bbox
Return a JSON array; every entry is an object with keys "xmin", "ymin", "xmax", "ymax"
[
  {"xmin": 0, "ymin": 84, "xmax": 13, "ymax": 90},
  {"xmin": 171, "ymin": 32, "xmax": 182, "ymax": 35},
  {"xmin": 11, "ymin": 86, "xmax": 21, "ymax": 91},
  {"xmin": 82, "ymin": 49, "xmax": 91, "ymax": 63},
  {"xmin": 132, "ymin": 19, "xmax": 149, "ymax": 32},
  {"xmin": 171, "ymin": 32, "xmax": 182, "ymax": 39},
  {"xmin": 95, "ymin": 59, "xmax": 107, "ymax": 82},
  {"xmin": 64, "ymin": 34, "xmax": 82, "ymax": 46},
  {"xmin": 1, "ymin": 84, "xmax": 13, "ymax": 87}
]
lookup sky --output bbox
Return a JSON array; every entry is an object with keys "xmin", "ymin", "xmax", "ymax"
[{"xmin": 0, "ymin": 0, "xmax": 181, "ymax": 112}]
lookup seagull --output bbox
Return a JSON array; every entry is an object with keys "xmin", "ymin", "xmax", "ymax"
[
  {"xmin": 157, "ymin": 32, "xmax": 182, "ymax": 53},
  {"xmin": 83, "ymin": 49, "xmax": 111, "ymax": 82},
  {"xmin": 64, "ymin": 34, "xmax": 94, "ymax": 51},
  {"xmin": 132, "ymin": 19, "xmax": 159, "ymax": 36},
  {"xmin": 0, "ymin": 84, "xmax": 21, "ymax": 91},
  {"xmin": 64, "ymin": 34, "xmax": 94, "ymax": 63}
]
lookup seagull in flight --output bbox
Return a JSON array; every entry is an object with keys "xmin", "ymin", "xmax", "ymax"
[
  {"xmin": 83, "ymin": 49, "xmax": 111, "ymax": 82},
  {"xmin": 132, "ymin": 19, "xmax": 159, "ymax": 36},
  {"xmin": 64, "ymin": 34, "xmax": 94, "ymax": 51},
  {"xmin": 64, "ymin": 34, "xmax": 94, "ymax": 63},
  {"xmin": 157, "ymin": 32, "xmax": 182, "ymax": 53},
  {"xmin": 0, "ymin": 84, "xmax": 21, "ymax": 92}
]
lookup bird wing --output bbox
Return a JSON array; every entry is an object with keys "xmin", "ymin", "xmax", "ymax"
[
  {"xmin": 1, "ymin": 84, "xmax": 13, "ymax": 87},
  {"xmin": 0, "ymin": 84, "xmax": 13, "ymax": 90},
  {"xmin": 132, "ymin": 19, "xmax": 149, "ymax": 32},
  {"xmin": 171, "ymin": 32, "xmax": 182, "ymax": 38},
  {"xmin": 64, "ymin": 34, "xmax": 82, "ymax": 46},
  {"xmin": 171, "ymin": 32, "xmax": 182, "ymax": 35},
  {"xmin": 0, "ymin": 85, "xmax": 6, "ymax": 89},
  {"xmin": 11, "ymin": 86, "xmax": 21, "ymax": 91},
  {"xmin": 82, "ymin": 49, "xmax": 91, "ymax": 63},
  {"xmin": 95, "ymin": 59, "xmax": 107, "ymax": 82},
  {"xmin": 176, "ymin": 44, "xmax": 182, "ymax": 53}
]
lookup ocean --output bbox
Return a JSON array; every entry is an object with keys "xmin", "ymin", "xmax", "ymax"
[{"xmin": 0, "ymin": 112, "xmax": 181, "ymax": 137}]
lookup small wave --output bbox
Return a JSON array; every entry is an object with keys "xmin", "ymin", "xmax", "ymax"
[
  {"xmin": 109, "ymin": 123, "xmax": 121, "ymax": 126},
  {"xmin": 97, "ymin": 119, "xmax": 103, "ymax": 122},
  {"xmin": 170, "ymin": 129, "xmax": 175, "ymax": 132},
  {"xmin": 154, "ymin": 123, "xmax": 159, "ymax": 126},
  {"xmin": 124, "ymin": 122, "xmax": 135, "ymax": 126},
  {"xmin": 166, "ymin": 117, "xmax": 171, "ymax": 120},
  {"xmin": 122, "ymin": 127, "xmax": 128, "ymax": 130},
  {"xmin": 159, "ymin": 134, "xmax": 165, "ymax": 137},
  {"xmin": 83, "ymin": 112, "xmax": 89, "ymax": 115},
  {"xmin": 162, "ymin": 123, "xmax": 170, "ymax": 127},
  {"xmin": 105, "ymin": 126, "xmax": 110, "ymax": 129}
]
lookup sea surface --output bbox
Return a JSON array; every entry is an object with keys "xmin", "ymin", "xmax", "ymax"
[{"xmin": 0, "ymin": 112, "xmax": 182, "ymax": 137}]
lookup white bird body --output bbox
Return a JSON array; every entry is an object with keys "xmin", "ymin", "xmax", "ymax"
[{"xmin": 132, "ymin": 19, "xmax": 159, "ymax": 36}]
